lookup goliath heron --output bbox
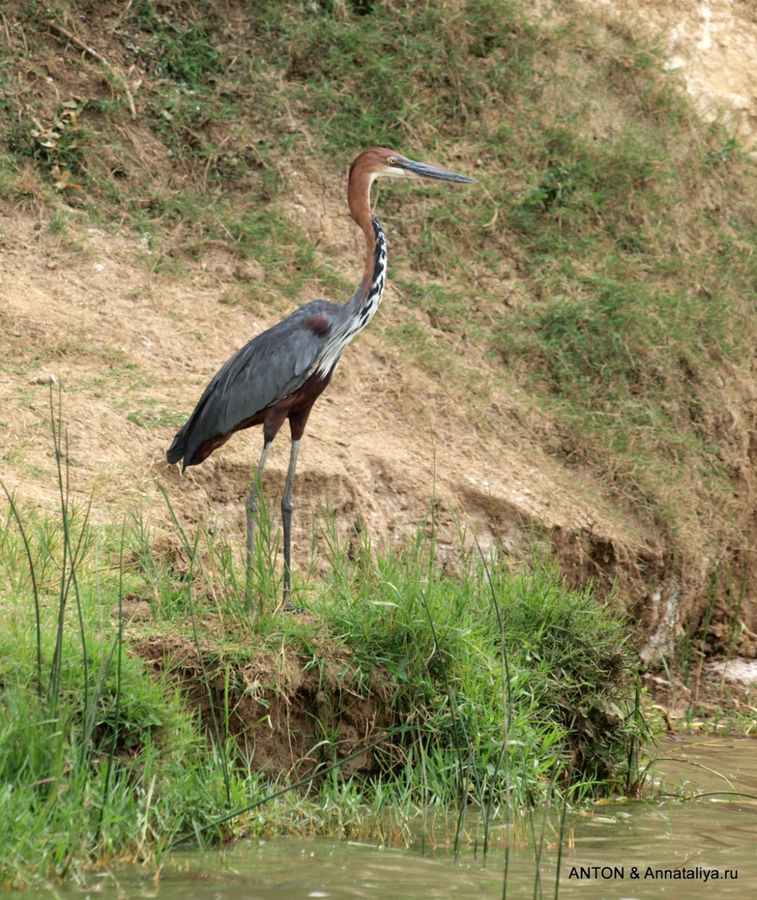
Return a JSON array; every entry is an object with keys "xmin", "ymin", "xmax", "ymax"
[{"xmin": 166, "ymin": 147, "xmax": 475, "ymax": 607}]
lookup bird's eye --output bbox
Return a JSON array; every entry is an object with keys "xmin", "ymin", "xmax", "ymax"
[{"xmin": 387, "ymin": 157, "xmax": 398, "ymax": 166}]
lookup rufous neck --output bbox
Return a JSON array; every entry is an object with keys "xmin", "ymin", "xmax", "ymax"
[{"xmin": 348, "ymin": 168, "xmax": 378, "ymax": 300}]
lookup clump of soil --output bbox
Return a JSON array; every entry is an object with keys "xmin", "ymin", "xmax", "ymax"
[{"xmin": 133, "ymin": 632, "xmax": 397, "ymax": 778}]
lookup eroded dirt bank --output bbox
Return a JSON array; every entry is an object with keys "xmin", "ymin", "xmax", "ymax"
[{"xmin": 133, "ymin": 630, "xmax": 396, "ymax": 778}]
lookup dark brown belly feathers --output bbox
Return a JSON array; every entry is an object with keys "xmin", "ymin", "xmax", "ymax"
[{"xmin": 192, "ymin": 365, "xmax": 335, "ymax": 464}]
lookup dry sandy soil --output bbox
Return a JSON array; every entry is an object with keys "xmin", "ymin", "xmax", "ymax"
[
  {"xmin": 1, "ymin": 203, "xmax": 644, "ymax": 589},
  {"xmin": 593, "ymin": 0, "xmax": 757, "ymax": 150}
]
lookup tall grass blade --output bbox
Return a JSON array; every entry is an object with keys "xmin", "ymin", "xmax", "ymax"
[
  {"xmin": 187, "ymin": 582, "xmax": 233, "ymax": 808},
  {"xmin": 0, "ymin": 483, "xmax": 43, "ymax": 691},
  {"xmin": 416, "ymin": 586, "xmax": 482, "ymax": 856},
  {"xmin": 475, "ymin": 537, "xmax": 513, "ymax": 893},
  {"xmin": 553, "ymin": 799, "xmax": 568, "ymax": 900},
  {"xmin": 97, "ymin": 523, "xmax": 126, "ymax": 843}
]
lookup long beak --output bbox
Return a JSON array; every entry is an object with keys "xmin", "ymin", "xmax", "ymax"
[{"xmin": 400, "ymin": 157, "xmax": 477, "ymax": 184}]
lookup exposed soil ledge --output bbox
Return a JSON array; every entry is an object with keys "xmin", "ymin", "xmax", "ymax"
[
  {"xmin": 131, "ymin": 632, "xmax": 757, "ymax": 784},
  {"xmin": 132, "ymin": 632, "xmax": 397, "ymax": 779}
]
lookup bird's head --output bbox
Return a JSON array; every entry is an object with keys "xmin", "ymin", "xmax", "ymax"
[{"xmin": 351, "ymin": 147, "xmax": 477, "ymax": 187}]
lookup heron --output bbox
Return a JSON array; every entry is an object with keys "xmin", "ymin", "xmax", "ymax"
[{"xmin": 166, "ymin": 147, "xmax": 475, "ymax": 608}]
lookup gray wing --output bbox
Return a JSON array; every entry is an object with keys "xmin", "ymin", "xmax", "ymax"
[{"xmin": 168, "ymin": 299, "xmax": 338, "ymax": 466}]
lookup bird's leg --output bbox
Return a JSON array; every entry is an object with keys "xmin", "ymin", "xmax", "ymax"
[
  {"xmin": 281, "ymin": 438, "xmax": 300, "ymax": 604},
  {"xmin": 246, "ymin": 438, "xmax": 270, "ymax": 609}
]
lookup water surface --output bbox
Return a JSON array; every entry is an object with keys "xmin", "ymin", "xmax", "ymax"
[{"xmin": 14, "ymin": 736, "xmax": 757, "ymax": 899}]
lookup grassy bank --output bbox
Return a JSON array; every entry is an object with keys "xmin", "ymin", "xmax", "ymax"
[{"xmin": 0, "ymin": 417, "xmax": 645, "ymax": 886}]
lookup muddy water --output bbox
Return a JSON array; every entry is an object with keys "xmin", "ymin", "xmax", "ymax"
[{"xmin": 17, "ymin": 737, "xmax": 757, "ymax": 899}]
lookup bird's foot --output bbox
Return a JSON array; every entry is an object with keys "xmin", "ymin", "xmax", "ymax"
[{"xmin": 282, "ymin": 600, "xmax": 308, "ymax": 614}]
